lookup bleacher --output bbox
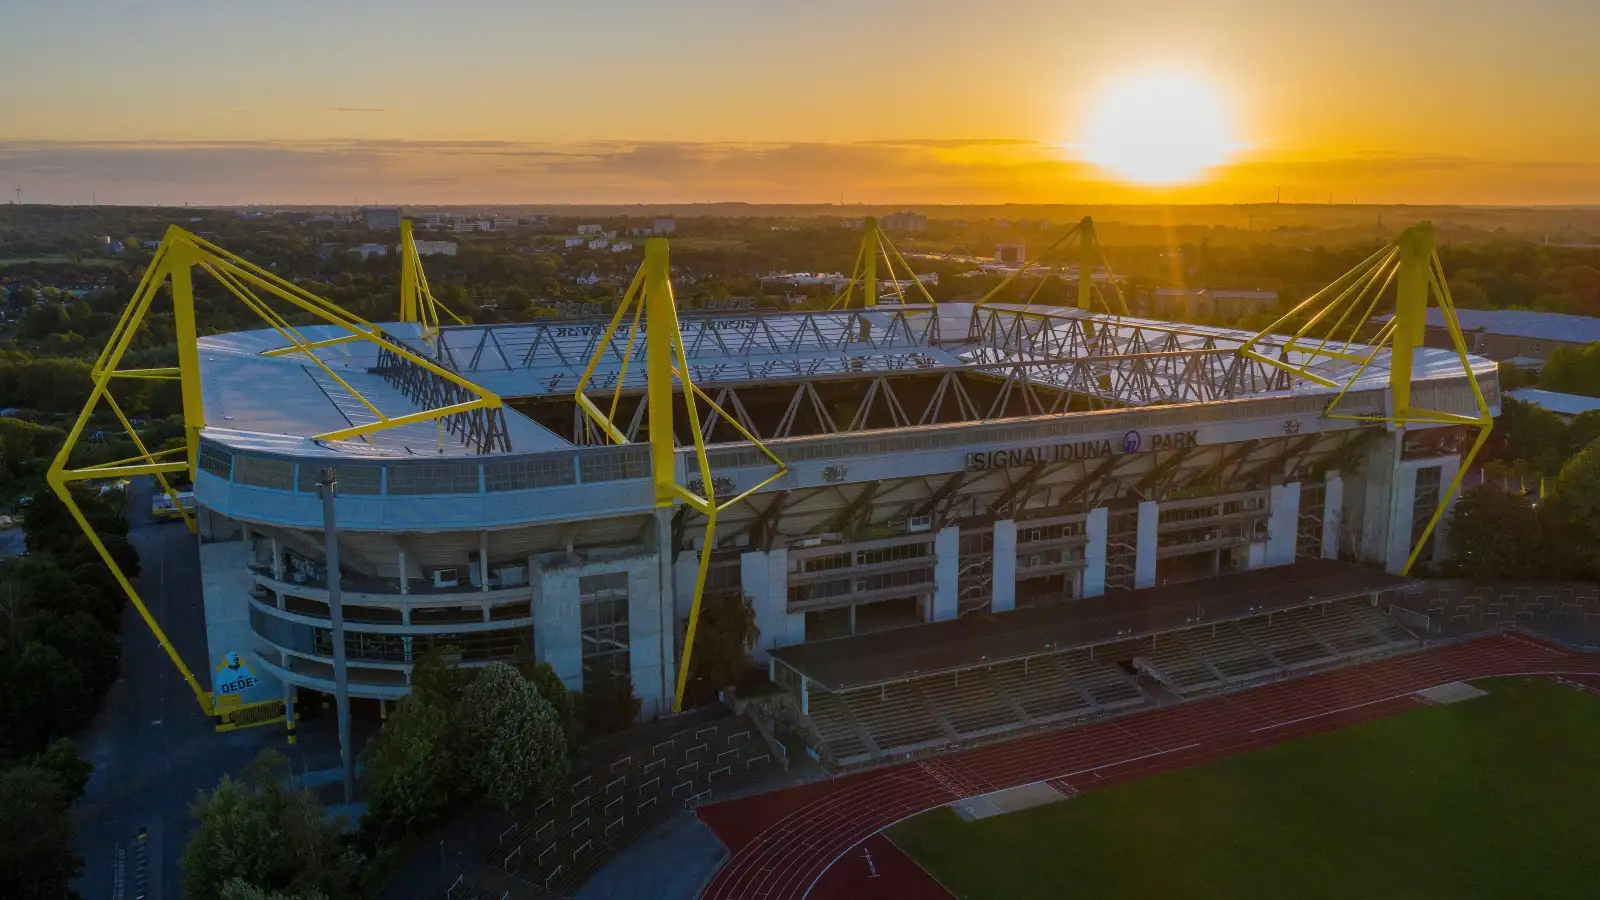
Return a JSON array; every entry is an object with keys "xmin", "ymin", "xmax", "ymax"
[
  {"xmin": 808, "ymin": 651, "xmax": 1148, "ymax": 766},
  {"xmin": 1136, "ymin": 600, "xmax": 1419, "ymax": 697},
  {"xmin": 801, "ymin": 599, "xmax": 1422, "ymax": 766}
]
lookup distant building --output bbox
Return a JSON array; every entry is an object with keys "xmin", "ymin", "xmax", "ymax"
[
  {"xmin": 351, "ymin": 243, "xmax": 389, "ymax": 260},
  {"xmin": 1505, "ymin": 388, "xmax": 1600, "ymax": 421},
  {"xmin": 564, "ymin": 237, "xmax": 585, "ymax": 248},
  {"xmin": 577, "ymin": 224, "xmax": 604, "ymax": 235},
  {"xmin": 1146, "ymin": 288, "xmax": 1276, "ymax": 320},
  {"xmin": 1372, "ymin": 309, "xmax": 1600, "ymax": 363},
  {"xmin": 587, "ymin": 239, "xmax": 610, "ymax": 250},
  {"xmin": 413, "ymin": 241, "xmax": 458, "ymax": 257},
  {"xmin": 652, "ymin": 218, "xmax": 676, "ymax": 235},
  {"xmin": 611, "ymin": 241, "xmax": 634, "ymax": 253},
  {"xmin": 881, "ymin": 211, "xmax": 927, "ymax": 233},
  {"xmin": 363, "ymin": 207, "xmax": 402, "ymax": 230},
  {"xmin": 995, "ymin": 244, "xmax": 1026, "ymax": 264}
]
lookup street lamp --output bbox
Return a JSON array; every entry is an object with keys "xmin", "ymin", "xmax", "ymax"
[{"xmin": 318, "ymin": 469, "xmax": 355, "ymax": 803}]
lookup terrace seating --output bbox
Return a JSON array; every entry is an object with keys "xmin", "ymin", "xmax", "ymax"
[
  {"xmin": 805, "ymin": 691, "xmax": 874, "ymax": 763},
  {"xmin": 799, "ymin": 601, "xmax": 1420, "ymax": 766},
  {"xmin": 919, "ymin": 671, "xmax": 1020, "ymax": 738},
  {"xmin": 844, "ymin": 682, "xmax": 948, "ymax": 753},
  {"xmin": 987, "ymin": 655, "xmax": 1094, "ymax": 722}
]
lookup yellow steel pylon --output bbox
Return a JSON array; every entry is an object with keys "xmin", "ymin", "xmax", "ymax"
[
  {"xmin": 830, "ymin": 216, "xmax": 937, "ymax": 310},
  {"xmin": 574, "ymin": 238, "xmax": 787, "ymax": 712},
  {"xmin": 975, "ymin": 216, "xmax": 1130, "ymax": 314},
  {"xmin": 47, "ymin": 225, "xmax": 506, "ymax": 719},
  {"xmin": 1238, "ymin": 222, "xmax": 1493, "ymax": 574},
  {"xmin": 398, "ymin": 219, "xmax": 465, "ymax": 335}
]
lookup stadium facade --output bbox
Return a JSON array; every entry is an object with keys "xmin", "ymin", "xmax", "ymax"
[{"xmin": 185, "ymin": 295, "xmax": 1498, "ymax": 720}]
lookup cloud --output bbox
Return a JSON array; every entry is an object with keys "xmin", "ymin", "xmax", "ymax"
[{"xmin": 1, "ymin": 139, "xmax": 1598, "ymax": 206}]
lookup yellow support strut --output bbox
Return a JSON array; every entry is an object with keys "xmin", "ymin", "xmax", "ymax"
[
  {"xmin": 1236, "ymin": 222, "xmax": 1493, "ymax": 575},
  {"xmin": 48, "ymin": 225, "xmax": 508, "ymax": 718},
  {"xmin": 576, "ymin": 239, "xmax": 787, "ymax": 712}
]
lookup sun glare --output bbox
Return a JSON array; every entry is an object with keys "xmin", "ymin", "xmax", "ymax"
[{"xmin": 1079, "ymin": 71, "xmax": 1239, "ymax": 186}]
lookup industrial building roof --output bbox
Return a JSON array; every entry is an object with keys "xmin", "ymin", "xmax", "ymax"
[
  {"xmin": 1505, "ymin": 388, "xmax": 1600, "ymax": 418},
  {"xmin": 1381, "ymin": 308, "xmax": 1600, "ymax": 345}
]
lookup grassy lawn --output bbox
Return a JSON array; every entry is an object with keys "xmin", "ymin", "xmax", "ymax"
[{"xmin": 891, "ymin": 677, "xmax": 1600, "ymax": 900}]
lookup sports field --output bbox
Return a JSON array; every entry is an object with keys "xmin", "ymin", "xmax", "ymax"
[{"xmin": 891, "ymin": 677, "xmax": 1600, "ymax": 900}]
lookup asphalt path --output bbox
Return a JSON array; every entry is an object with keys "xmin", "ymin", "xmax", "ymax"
[{"xmin": 71, "ymin": 479, "xmax": 351, "ymax": 900}]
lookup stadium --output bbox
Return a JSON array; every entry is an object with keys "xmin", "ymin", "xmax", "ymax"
[{"xmin": 53, "ymin": 217, "xmax": 1495, "ymax": 758}]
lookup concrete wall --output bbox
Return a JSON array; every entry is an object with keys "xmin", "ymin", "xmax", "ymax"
[
  {"xmin": 534, "ymin": 554, "xmax": 667, "ymax": 718},
  {"xmin": 200, "ymin": 539, "xmax": 283, "ymax": 707}
]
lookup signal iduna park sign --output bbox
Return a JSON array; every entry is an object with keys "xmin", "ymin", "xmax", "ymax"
[{"xmin": 966, "ymin": 429, "xmax": 1199, "ymax": 471}]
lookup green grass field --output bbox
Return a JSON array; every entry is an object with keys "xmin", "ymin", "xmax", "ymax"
[{"xmin": 891, "ymin": 677, "xmax": 1600, "ymax": 900}]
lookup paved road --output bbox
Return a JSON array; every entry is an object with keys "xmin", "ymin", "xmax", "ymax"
[{"xmin": 71, "ymin": 479, "xmax": 351, "ymax": 900}]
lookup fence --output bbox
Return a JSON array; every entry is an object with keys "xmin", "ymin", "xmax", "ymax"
[{"xmin": 475, "ymin": 716, "xmax": 772, "ymax": 897}]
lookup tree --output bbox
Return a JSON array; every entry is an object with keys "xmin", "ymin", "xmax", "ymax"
[
  {"xmin": 581, "ymin": 672, "xmax": 641, "ymax": 737},
  {"xmin": 689, "ymin": 592, "xmax": 760, "ymax": 693},
  {"xmin": 1445, "ymin": 485, "xmax": 1568, "ymax": 579},
  {"xmin": 519, "ymin": 660, "xmax": 579, "ymax": 750},
  {"xmin": 461, "ymin": 663, "xmax": 569, "ymax": 808},
  {"xmin": 1540, "ymin": 342, "xmax": 1600, "ymax": 398},
  {"xmin": 181, "ymin": 751, "xmax": 357, "ymax": 900},
  {"xmin": 221, "ymin": 879, "xmax": 329, "ymax": 900},
  {"xmin": 0, "ymin": 763, "xmax": 82, "ymax": 899},
  {"xmin": 1553, "ymin": 437, "xmax": 1600, "ymax": 573},
  {"xmin": 1491, "ymin": 397, "xmax": 1571, "ymax": 477},
  {"xmin": 359, "ymin": 653, "xmax": 473, "ymax": 848}
]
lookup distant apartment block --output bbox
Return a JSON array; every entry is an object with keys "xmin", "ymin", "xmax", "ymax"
[
  {"xmin": 995, "ymin": 243, "xmax": 1026, "ymax": 264},
  {"xmin": 881, "ymin": 211, "xmax": 927, "ymax": 233},
  {"xmin": 362, "ymin": 207, "xmax": 402, "ymax": 230},
  {"xmin": 652, "ymin": 218, "xmax": 676, "ymax": 235},
  {"xmin": 1146, "ymin": 288, "xmax": 1278, "ymax": 320},
  {"xmin": 413, "ymin": 241, "xmax": 458, "ymax": 257},
  {"xmin": 577, "ymin": 224, "xmax": 604, "ymax": 235},
  {"xmin": 351, "ymin": 243, "xmax": 389, "ymax": 260}
]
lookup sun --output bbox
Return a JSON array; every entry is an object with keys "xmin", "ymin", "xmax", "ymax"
[{"xmin": 1078, "ymin": 71, "xmax": 1239, "ymax": 185}]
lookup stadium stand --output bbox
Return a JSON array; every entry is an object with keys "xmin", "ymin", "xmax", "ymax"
[{"xmin": 799, "ymin": 597, "xmax": 1421, "ymax": 765}]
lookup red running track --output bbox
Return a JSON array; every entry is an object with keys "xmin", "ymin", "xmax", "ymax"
[{"xmin": 698, "ymin": 633, "xmax": 1600, "ymax": 900}]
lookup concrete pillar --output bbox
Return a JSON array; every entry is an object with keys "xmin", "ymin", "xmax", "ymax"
[
  {"xmin": 1135, "ymin": 500, "xmax": 1159, "ymax": 589},
  {"xmin": 800, "ymin": 675, "xmax": 810, "ymax": 715},
  {"xmin": 1362, "ymin": 431, "xmax": 1401, "ymax": 567},
  {"xmin": 479, "ymin": 531, "xmax": 490, "ymax": 592},
  {"xmin": 1385, "ymin": 462, "xmax": 1418, "ymax": 575},
  {"xmin": 270, "ymin": 537, "xmax": 283, "ymax": 580},
  {"xmin": 398, "ymin": 550, "xmax": 409, "ymax": 595},
  {"xmin": 991, "ymin": 519, "xmax": 1017, "ymax": 614},
  {"xmin": 643, "ymin": 510, "xmax": 675, "ymax": 720},
  {"xmin": 1321, "ymin": 471, "xmax": 1344, "ymax": 560},
  {"xmin": 1265, "ymin": 481, "xmax": 1300, "ymax": 567},
  {"xmin": 932, "ymin": 525, "xmax": 960, "ymax": 622},
  {"xmin": 284, "ymin": 683, "xmax": 297, "ymax": 745},
  {"xmin": 1082, "ymin": 507, "xmax": 1108, "ymax": 598}
]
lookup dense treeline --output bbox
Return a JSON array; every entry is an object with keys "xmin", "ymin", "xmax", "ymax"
[{"xmin": 0, "ymin": 486, "xmax": 136, "ymax": 897}]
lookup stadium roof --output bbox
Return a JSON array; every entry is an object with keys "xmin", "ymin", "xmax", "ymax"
[{"xmin": 196, "ymin": 303, "xmax": 1496, "ymax": 459}]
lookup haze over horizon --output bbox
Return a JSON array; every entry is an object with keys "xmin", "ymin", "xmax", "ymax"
[{"xmin": 4, "ymin": 0, "xmax": 1599, "ymax": 207}]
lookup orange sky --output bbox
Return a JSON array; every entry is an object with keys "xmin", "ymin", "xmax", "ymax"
[{"xmin": 4, "ymin": 0, "xmax": 1600, "ymax": 205}]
